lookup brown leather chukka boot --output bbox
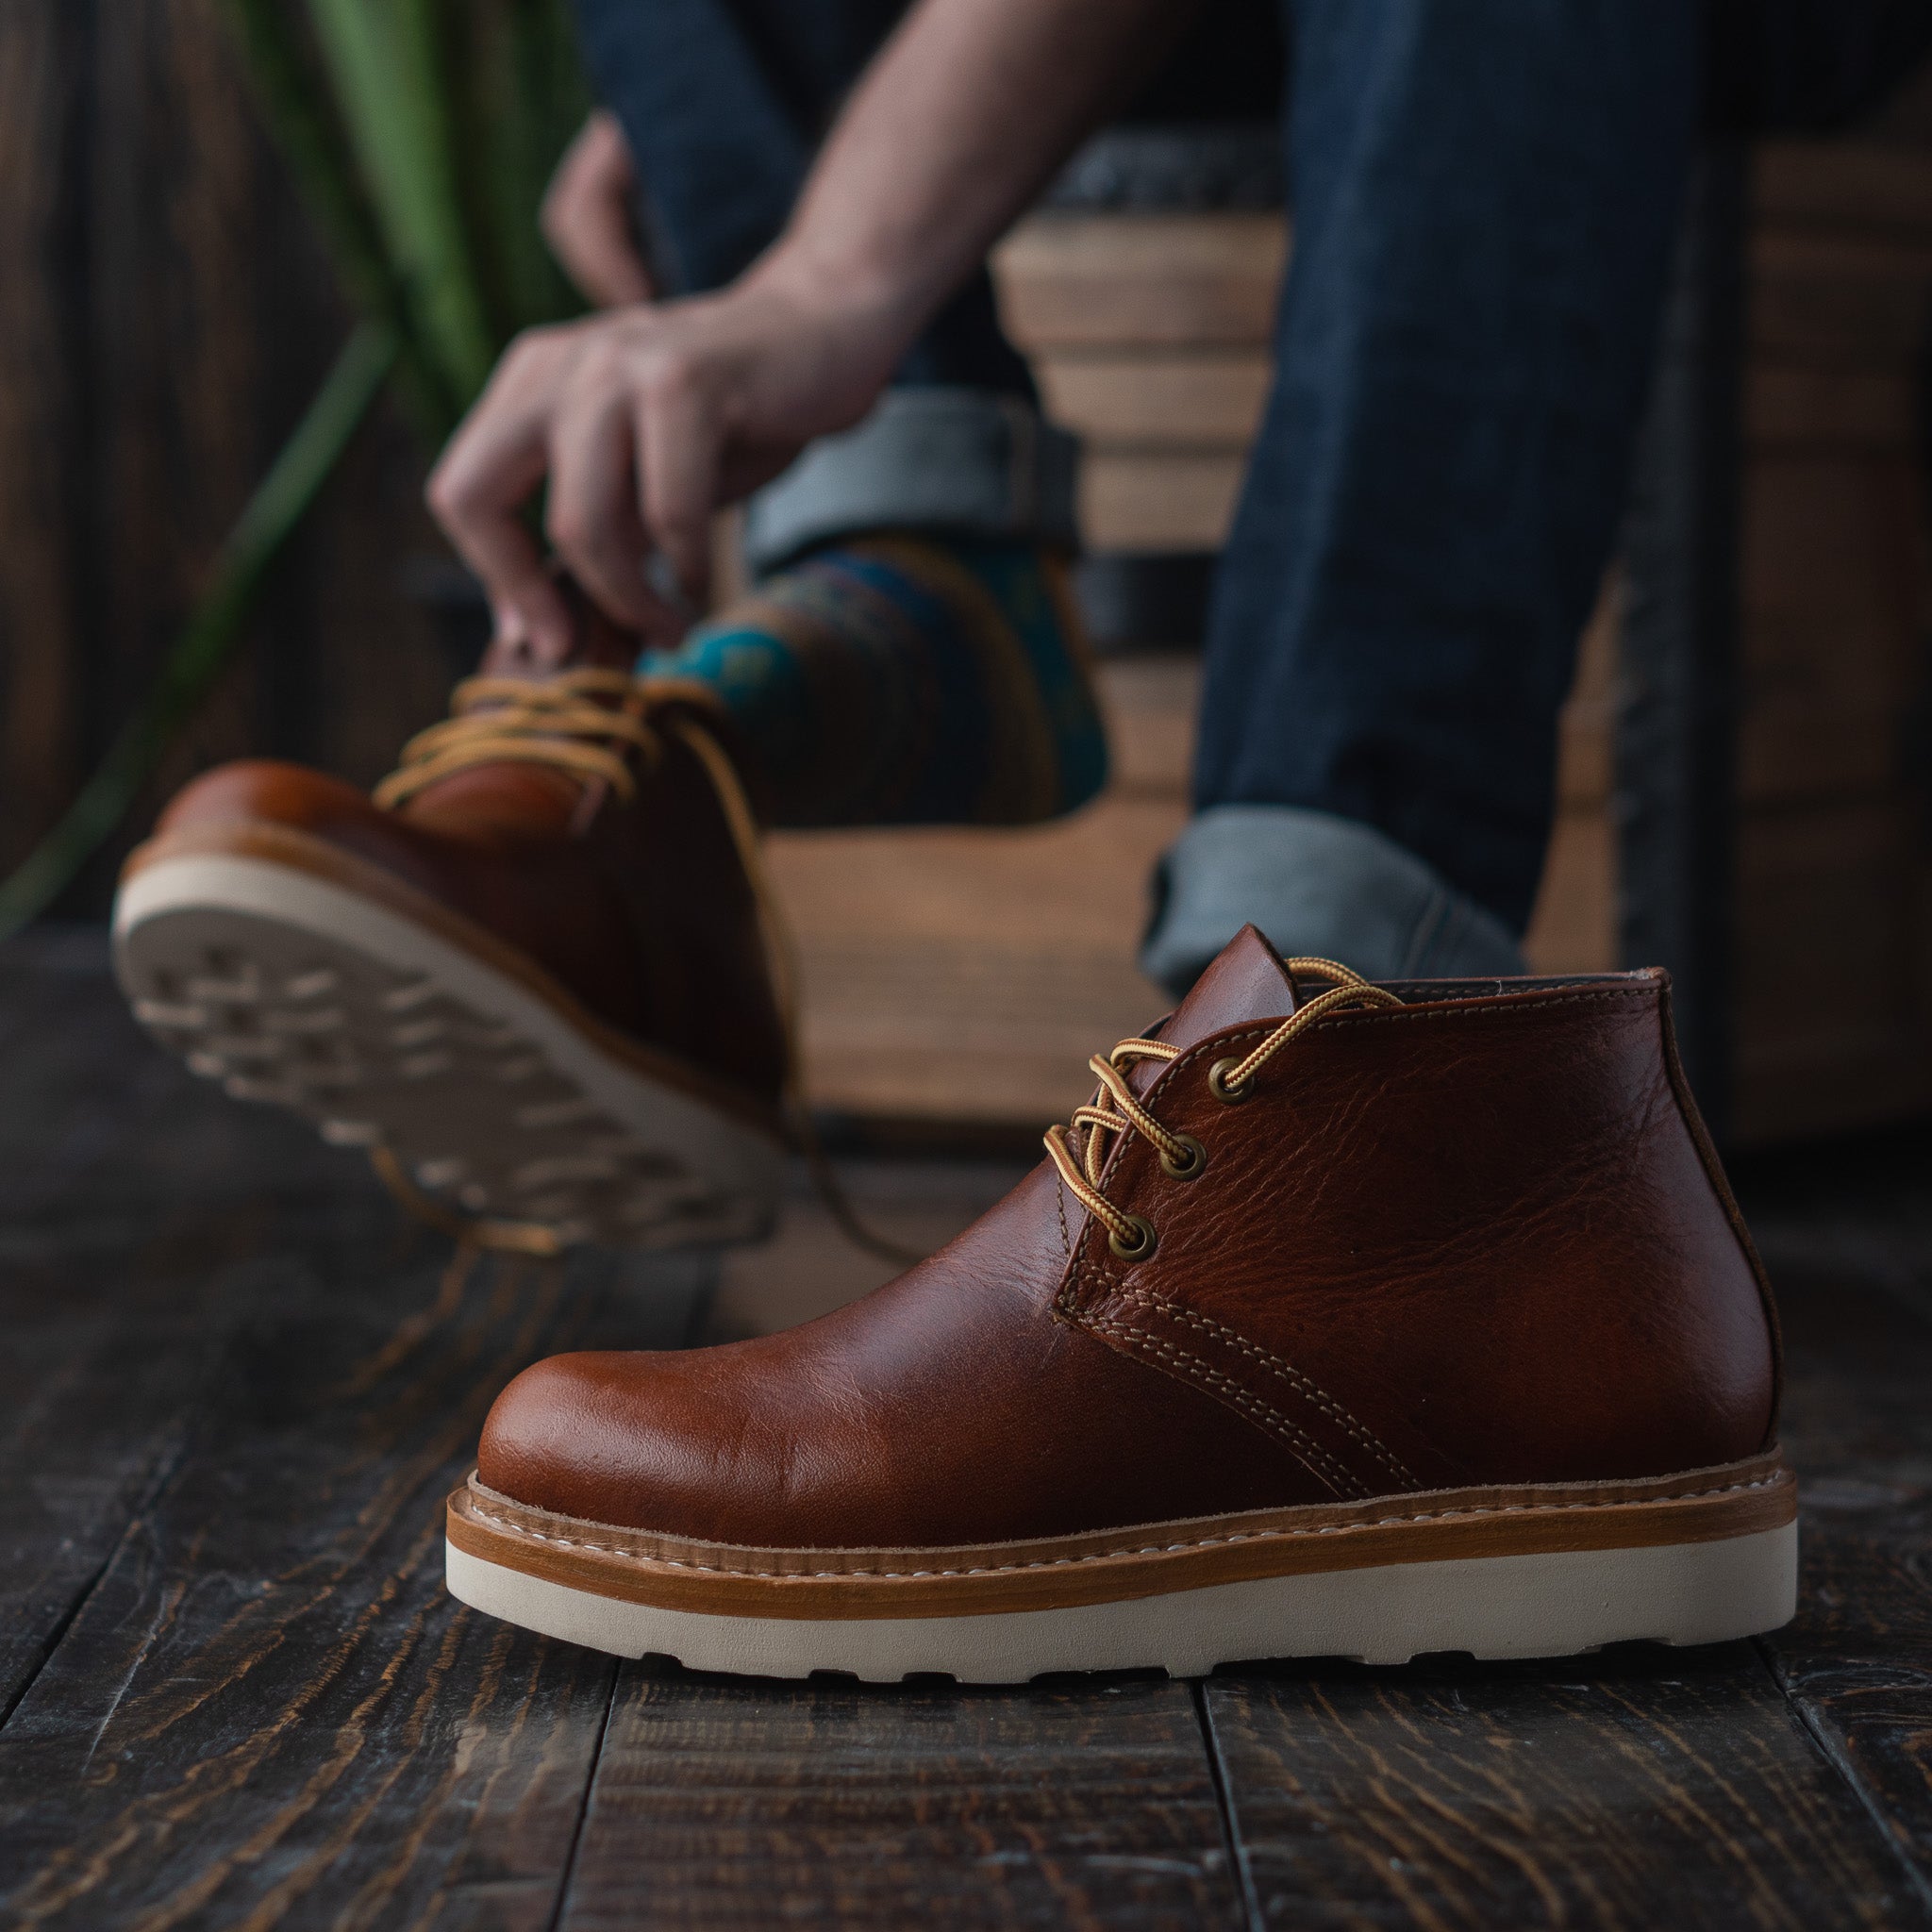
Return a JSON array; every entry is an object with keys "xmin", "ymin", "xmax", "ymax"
[
  {"xmin": 447, "ymin": 924, "xmax": 1794, "ymax": 1680},
  {"xmin": 112, "ymin": 595, "xmax": 786, "ymax": 1253}
]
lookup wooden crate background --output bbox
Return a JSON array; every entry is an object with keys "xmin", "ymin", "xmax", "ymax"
[{"xmin": 1730, "ymin": 145, "xmax": 1932, "ymax": 1141}]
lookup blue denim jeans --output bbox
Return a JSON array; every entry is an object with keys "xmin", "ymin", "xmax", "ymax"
[{"xmin": 569, "ymin": 0, "xmax": 1918, "ymax": 989}]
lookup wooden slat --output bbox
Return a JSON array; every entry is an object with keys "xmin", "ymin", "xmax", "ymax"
[
  {"xmin": 1036, "ymin": 352, "xmax": 1274, "ymax": 450},
  {"xmin": 1755, "ymin": 142, "xmax": 1932, "ymax": 242},
  {"xmin": 1746, "ymin": 365, "xmax": 1916, "ymax": 452},
  {"xmin": 1081, "ymin": 451, "xmax": 1248, "ymax": 551},
  {"xmin": 1206, "ymin": 1645, "xmax": 1919, "ymax": 1929},
  {"xmin": 994, "ymin": 212, "xmax": 1287, "ymax": 351},
  {"xmin": 558, "ymin": 1671, "xmax": 1241, "ymax": 1929},
  {"xmin": 1749, "ymin": 229, "xmax": 1932, "ymax": 368},
  {"xmin": 1737, "ymin": 455, "xmax": 1924, "ymax": 807},
  {"xmin": 86, "ymin": 0, "xmax": 291, "ymax": 820},
  {"xmin": 0, "ymin": 3, "xmax": 86, "ymax": 874},
  {"xmin": 1731, "ymin": 801, "xmax": 1932, "ymax": 1144},
  {"xmin": 1101, "ymin": 653, "xmax": 1199, "ymax": 801}
]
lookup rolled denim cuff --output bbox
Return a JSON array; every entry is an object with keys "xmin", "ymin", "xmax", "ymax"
[
  {"xmin": 741, "ymin": 387, "xmax": 1081, "ymax": 575},
  {"xmin": 1141, "ymin": 805, "xmax": 1529, "ymax": 998}
]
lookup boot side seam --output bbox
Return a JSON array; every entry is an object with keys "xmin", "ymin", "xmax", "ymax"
[
  {"xmin": 1084, "ymin": 1314, "xmax": 1371, "ymax": 1500},
  {"xmin": 1655, "ymin": 980, "xmax": 1785, "ymax": 1450},
  {"xmin": 1114, "ymin": 1290, "xmax": 1421, "ymax": 1491}
]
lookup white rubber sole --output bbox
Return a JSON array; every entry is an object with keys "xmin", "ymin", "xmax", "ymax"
[
  {"xmin": 114, "ymin": 849, "xmax": 784, "ymax": 1251},
  {"xmin": 445, "ymin": 1521, "xmax": 1798, "ymax": 1684}
]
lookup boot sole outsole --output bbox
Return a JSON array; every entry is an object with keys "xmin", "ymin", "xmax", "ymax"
[
  {"xmin": 114, "ymin": 826, "xmax": 786, "ymax": 1252},
  {"xmin": 444, "ymin": 1453, "xmax": 1797, "ymax": 1681}
]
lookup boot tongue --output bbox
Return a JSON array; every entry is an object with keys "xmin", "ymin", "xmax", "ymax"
[{"xmin": 1156, "ymin": 924, "xmax": 1298, "ymax": 1054}]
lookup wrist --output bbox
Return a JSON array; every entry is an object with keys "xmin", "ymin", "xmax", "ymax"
[{"xmin": 742, "ymin": 233, "xmax": 933, "ymax": 369}]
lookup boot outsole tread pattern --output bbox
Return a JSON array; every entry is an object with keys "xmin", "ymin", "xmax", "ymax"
[{"xmin": 115, "ymin": 849, "xmax": 783, "ymax": 1252}]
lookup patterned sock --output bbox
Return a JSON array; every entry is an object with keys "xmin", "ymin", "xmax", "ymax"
[{"xmin": 637, "ymin": 535, "xmax": 1108, "ymax": 827}]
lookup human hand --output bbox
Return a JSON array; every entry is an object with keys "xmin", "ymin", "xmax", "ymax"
[
  {"xmin": 541, "ymin": 111, "xmax": 654, "ymax": 310},
  {"xmin": 427, "ymin": 262, "xmax": 907, "ymax": 659}
]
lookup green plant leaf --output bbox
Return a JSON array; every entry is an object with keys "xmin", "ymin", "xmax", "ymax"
[
  {"xmin": 447, "ymin": 0, "xmax": 590, "ymax": 344},
  {"xmin": 219, "ymin": 0, "xmax": 462, "ymax": 439},
  {"xmin": 305, "ymin": 0, "xmax": 498, "ymax": 407}
]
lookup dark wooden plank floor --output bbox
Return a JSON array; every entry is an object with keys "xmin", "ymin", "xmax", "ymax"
[{"xmin": 1, "ymin": 933, "xmax": 1929, "ymax": 1930}]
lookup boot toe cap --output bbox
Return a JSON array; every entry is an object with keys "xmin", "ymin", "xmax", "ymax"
[
  {"xmin": 476, "ymin": 1350, "xmax": 729, "ymax": 1533},
  {"xmin": 151, "ymin": 758, "xmax": 380, "ymax": 841}
]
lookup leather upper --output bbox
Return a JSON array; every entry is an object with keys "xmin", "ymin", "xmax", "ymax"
[
  {"xmin": 143, "ymin": 610, "xmax": 788, "ymax": 1108},
  {"xmin": 478, "ymin": 927, "xmax": 1780, "ymax": 1543}
]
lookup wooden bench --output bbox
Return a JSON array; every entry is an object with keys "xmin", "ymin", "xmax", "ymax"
[{"xmin": 777, "ymin": 142, "xmax": 1932, "ymax": 1148}]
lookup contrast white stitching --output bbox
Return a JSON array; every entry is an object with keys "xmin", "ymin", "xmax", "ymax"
[
  {"xmin": 1086, "ymin": 1315, "xmax": 1369, "ymax": 1500},
  {"xmin": 1115, "ymin": 1291, "xmax": 1421, "ymax": 1490},
  {"xmin": 465, "ymin": 1472, "xmax": 1789, "ymax": 1581}
]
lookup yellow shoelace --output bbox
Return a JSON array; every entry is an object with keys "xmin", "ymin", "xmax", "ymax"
[
  {"xmin": 368, "ymin": 668, "xmax": 920, "ymax": 1266},
  {"xmin": 373, "ymin": 669, "xmax": 661, "ymax": 811},
  {"xmin": 1044, "ymin": 958, "xmax": 1405, "ymax": 1260}
]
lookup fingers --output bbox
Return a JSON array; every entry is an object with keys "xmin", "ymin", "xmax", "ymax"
[
  {"xmin": 427, "ymin": 341, "xmax": 574, "ymax": 658},
  {"xmin": 543, "ymin": 390, "xmax": 683, "ymax": 641},
  {"xmin": 429, "ymin": 308, "xmax": 744, "ymax": 656},
  {"xmin": 541, "ymin": 111, "xmax": 654, "ymax": 310},
  {"xmin": 635, "ymin": 352, "xmax": 719, "ymax": 609}
]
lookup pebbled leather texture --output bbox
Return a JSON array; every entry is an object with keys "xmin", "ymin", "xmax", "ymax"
[
  {"xmin": 143, "ymin": 598, "xmax": 787, "ymax": 1108},
  {"xmin": 478, "ymin": 924, "xmax": 1780, "ymax": 1541}
]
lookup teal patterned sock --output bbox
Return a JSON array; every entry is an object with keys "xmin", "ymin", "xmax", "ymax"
[{"xmin": 638, "ymin": 536, "xmax": 1108, "ymax": 827}]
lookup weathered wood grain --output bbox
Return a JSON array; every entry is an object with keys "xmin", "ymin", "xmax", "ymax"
[
  {"xmin": 1751, "ymin": 1232, "xmax": 1932, "ymax": 1915},
  {"xmin": 0, "ymin": 1215, "xmax": 267, "ymax": 1724},
  {"xmin": 0, "ymin": 936, "xmax": 400, "ymax": 1725},
  {"xmin": 559, "ymin": 1669, "xmax": 1241, "ymax": 1930},
  {"xmin": 1206, "ymin": 1643, "xmax": 1921, "ymax": 1931},
  {"xmin": 0, "ymin": 940, "xmax": 713, "ymax": 1930},
  {"xmin": 0, "ymin": 1232, "xmax": 707, "ymax": 1930}
]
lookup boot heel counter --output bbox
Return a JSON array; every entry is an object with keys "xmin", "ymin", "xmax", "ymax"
[{"xmin": 1655, "ymin": 979, "xmax": 1784, "ymax": 1454}]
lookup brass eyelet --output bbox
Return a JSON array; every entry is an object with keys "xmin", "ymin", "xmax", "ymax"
[
  {"xmin": 1208, "ymin": 1058, "xmax": 1254, "ymax": 1105},
  {"xmin": 1158, "ymin": 1134, "xmax": 1208, "ymax": 1181},
  {"xmin": 1108, "ymin": 1214, "xmax": 1158, "ymax": 1261}
]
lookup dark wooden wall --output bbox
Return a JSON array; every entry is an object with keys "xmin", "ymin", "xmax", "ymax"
[{"xmin": 0, "ymin": 0, "xmax": 457, "ymax": 909}]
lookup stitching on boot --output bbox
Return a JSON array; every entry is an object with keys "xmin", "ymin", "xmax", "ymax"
[
  {"xmin": 1114, "ymin": 1290, "xmax": 1421, "ymax": 1490},
  {"xmin": 1085, "ymin": 1315, "xmax": 1370, "ymax": 1500},
  {"xmin": 463, "ymin": 1471, "xmax": 1790, "ymax": 1580}
]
